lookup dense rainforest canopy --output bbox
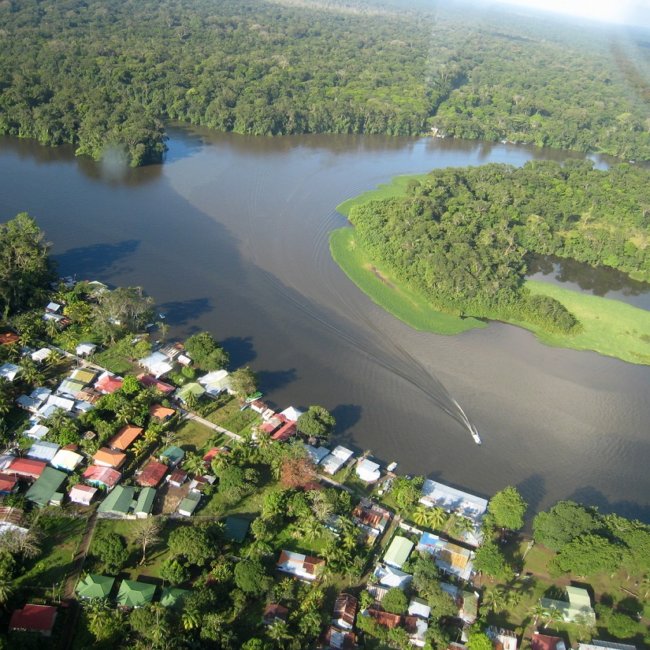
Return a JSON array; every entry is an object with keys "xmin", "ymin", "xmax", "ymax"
[
  {"xmin": 347, "ymin": 160, "xmax": 650, "ymax": 331},
  {"xmin": 0, "ymin": 0, "xmax": 649, "ymax": 165}
]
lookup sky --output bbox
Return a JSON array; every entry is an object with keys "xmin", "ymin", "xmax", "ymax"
[{"xmin": 482, "ymin": 0, "xmax": 650, "ymax": 27}]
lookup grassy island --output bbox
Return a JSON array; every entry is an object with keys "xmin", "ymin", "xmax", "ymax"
[{"xmin": 332, "ymin": 163, "xmax": 650, "ymax": 365}]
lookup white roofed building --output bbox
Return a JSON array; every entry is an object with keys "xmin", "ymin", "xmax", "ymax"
[
  {"xmin": 280, "ymin": 406, "xmax": 304, "ymax": 422},
  {"xmin": 321, "ymin": 446, "xmax": 354, "ymax": 475},
  {"xmin": 356, "ymin": 458, "xmax": 381, "ymax": 483},
  {"xmin": 0, "ymin": 363, "xmax": 20, "ymax": 382},
  {"xmin": 139, "ymin": 352, "xmax": 174, "ymax": 378}
]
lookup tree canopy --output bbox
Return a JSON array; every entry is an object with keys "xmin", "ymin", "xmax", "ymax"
[
  {"xmin": 488, "ymin": 486, "xmax": 527, "ymax": 531},
  {"xmin": 296, "ymin": 405, "xmax": 336, "ymax": 439},
  {"xmin": 532, "ymin": 500, "xmax": 600, "ymax": 551},
  {"xmin": 348, "ymin": 160, "xmax": 650, "ymax": 332},
  {"xmin": 0, "ymin": 213, "xmax": 55, "ymax": 317},
  {"xmin": 1, "ymin": 0, "xmax": 649, "ymax": 165}
]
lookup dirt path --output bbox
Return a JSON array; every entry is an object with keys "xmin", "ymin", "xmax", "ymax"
[{"xmin": 63, "ymin": 512, "xmax": 98, "ymax": 599}]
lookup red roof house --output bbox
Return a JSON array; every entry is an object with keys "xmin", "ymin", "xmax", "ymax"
[
  {"xmin": 531, "ymin": 634, "xmax": 566, "ymax": 650},
  {"xmin": 92, "ymin": 448, "xmax": 126, "ymax": 469},
  {"xmin": 333, "ymin": 593, "xmax": 358, "ymax": 630},
  {"xmin": 82, "ymin": 465, "xmax": 122, "ymax": 490},
  {"xmin": 8, "ymin": 457, "xmax": 47, "ymax": 480},
  {"xmin": 0, "ymin": 473, "xmax": 18, "ymax": 494},
  {"xmin": 366, "ymin": 608, "xmax": 402, "ymax": 630},
  {"xmin": 149, "ymin": 404, "xmax": 176, "ymax": 421},
  {"xmin": 271, "ymin": 421, "xmax": 296, "ymax": 442},
  {"xmin": 95, "ymin": 372, "xmax": 124, "ymax": 394},
  {"xmin": 136, "ymin": 460, "xmax": 168, "ymax": 487},
  {"xmin": 0, "ymin": 332, "xmax": 20, "ymax": 345},
  {"xmin": 138, "ymin": 373, "xmax": 175, "ymax": 394},
  {"xmin": 9, "ymin": 604, "xmax": 57, "ymax": 636},
  {"xmin": 263, "ymin": 603, "xmax": 289, "ymax": 625},
  {"xmin": 108, "ymin": 424, "xmax": 143, "ymax": 451}
]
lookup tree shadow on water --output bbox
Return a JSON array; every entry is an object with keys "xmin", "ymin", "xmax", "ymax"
[
  {"xmin": 566, "ymin": 485, "xmax": 650, "ymax": 522},
  {"xmin": 257, "ymin": 368, "xmax": 298, "ymax": 394},
  {"xmin": 221, "ymin": 336, "xmax": 256, "ymax": 368},
  {"xmin": 158, "ymin": 298, "xmax": 213, "ymax": 327},
  {"xmin": 331, "ymin": 404, "xmax": 362, "ymax": 435},
  {"xmin": 53, "ymin": 239, "xmax": 140, "ymax": 278}
]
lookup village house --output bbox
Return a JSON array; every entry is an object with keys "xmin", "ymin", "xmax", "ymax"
[
  {"xmin": 322, "ymin": 626, "xmax": 358, "ymax": 649},
  {"xmin": 95, "ymin": 371, "xmax": 124, "ymax": 394},
  {"xmin": 277, "ymin": 550, "xmax": 325, "ymax": 581},
  {"xmin": 8, "ymin": 457, "xmax": 47, "ymax": 480},
  {"xmin": 177, "ymin": 491, "xmax": 201, "ymax": 517},
  {"xmin": 417, "ymin": 531, "xmax": 475, "ymax": 581},
  {"xmin": 440, "ymin": 583, "xmax": 479, "ymax": 624},
  {"xmin": 160, "ymin": 445, "xmax": 185, "ymax": 467},
  {"xmin": 98, "ymin": 485, "xmax": 135, "ymax": 517},
  {"xmin": 69, "ymin": 484, "xmax": 98, "ymax": 506},
  {"xmin": 138, "ymin": 373, "xmax": 175, "ymax": 394},
  {"xmin": 51, "ymin": 448, "xmax": 83, "ymax": 472},
  {"xmin": 92, "ymin": 448, "xmax": 127, "ymax": 469},
  {"xmin": 76, "ymin": 574, "xmax": 115, "ymax": 600},
  {"xmin": 352, "ymin": 498, "xmax": 392, "ymax": 543},
  {"xmin": 149, "ymin": 404, "xmax": 175, "ymax": 421},
  {"xmin": 0, "ymin": 473, "xmax": 18, "ymax": 495},
  {"xmin": 578, "ymin": 643, "xmax": 637, "ymax": 650},
  {"xmin": 356, "ymin": 457, "xmax": 382, "ymax": 483},
  {"xmin": 9, "ymin": 604, "xmax": 57, "ymax": 637},
  {"xmin": 26, "ymin": 467, "xmax": 67, "ymax": 507},
  {"xmin": 136, "ymin": 460, "xmax": 168, "ymax": 488},
  {"xmin": 26, "ymin": 440, "xmax": 60, "ymax": 463},
  {"xmin": 108, "ymin": 424, "xmax": 144, "ymax": 451},
  {"xmin": 419, "ymin": 479, "xmax": 487, "ymax": 546},
  {"xmin": 531, "ymin": 633, "xmax": 566, "ymax": 650},
  {"xmin": 76, "ymin": 342, "xmax": 97, "ymax": 357},
  {"xmin": 117, "ymin": 580, "xmax": 156, "ymax": 608},
  {"xmin": 332, "ymin": 592, "xmax": 358, "ymax": 630},
  {"xmin": 487, "ymin": 627, "xmax": 518, "ymax": 650},
  {"xmin": 198, "ymin": 369, "xmax": 234, "ymax": 396},
  {"xmin": 82, "ymin": 465, "xmax": 121, "ymax": 491},
  {"xmin": 320, "ymin": 445, "xmax": 354, "ymax": 475},
  {"xmin": 263, "ymin": 603, "xmax": 289, "ymax": 626},
  {"xmin": 0, "ymin": 362, "xmax": 21, "ymax": 382},
  {"xmin": 539, "ymin": 586, "xmax": 596, "ymax": 624},
  {"xmin": 383, "ymin": 535, "xmax": 414, "ymax": 569}
]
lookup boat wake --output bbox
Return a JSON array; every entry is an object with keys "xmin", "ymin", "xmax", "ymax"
[{"xmin": 451, "ymin": 398, "xmax": 482, "ymax": 445}]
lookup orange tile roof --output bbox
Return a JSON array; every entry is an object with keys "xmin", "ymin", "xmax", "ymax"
[
  {"xmin": 0, "ymin": 332, "xmax": 20, "ymax": 345},
  {"xmin": 149, "ymin": 404, "xmax": 176, "ymax": 420},
  {"xmin": 92, "ymin": 448, "xmax": 127, "ymax": 468},
  {"xmin": 108, "ymin": 425, "xmax": 143, "ymax": 451}
]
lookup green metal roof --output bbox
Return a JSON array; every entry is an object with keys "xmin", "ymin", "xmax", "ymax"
[
  {"xmin": 178, "ymin": 491, "xmax": 200, "ymax": 515},
  {"xmin": 566, "ymin": 586, "xmax": 592, "ymax": 608},
  {"xmin": 98, "ymin": 485, "xmax": 135, "ymax": 514},
  {"xmin": 224, "ymin": 516, "xmax": 250, "ymax": 543},
  {"xmin": 160, "ymin": 446, "xmax": 184, "ymax": 464},
  {"xmin": 116, "ymin": 580, "xmax": 156, "ymax": 607},
  {"xmin": 133, "ymin": 488, "xmax": 156, "ymax": 516},
  {"xmin": 25, "ymin": 467, "xmax": 67, "ymax": 507},
  {"xmin": 383, "ymin": 535, "xmax": 414, "ymax": 569},
  {"xmin": 159, "ymin": 587, "xmax": 190, "ymax": 609},
  {"xmin": 76, "ymin": 574, "xmax": 115, "ymax": 600},
  {"xmin": 177, "ymin": 382, "xmax": 205, "ymax": 399}
]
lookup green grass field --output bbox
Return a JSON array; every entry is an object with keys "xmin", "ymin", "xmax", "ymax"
[
  {"xmin": 336, "ymin": 174, "xmax": 424, "ymax": 217},
  {"xmin": 333, "ymin": 178, "xmax": 650, "ymax": 365},
  {"xmin": 522, "ymin": 281, "xmax": 650, "ymax": 365}
]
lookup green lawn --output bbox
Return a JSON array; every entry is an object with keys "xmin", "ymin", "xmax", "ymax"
[
  {"xmin": 330, "ymin": 228, "xmax": 485, "ymax": 335},
  {"xmin": 174, "ymin": 418, "xmax": 223, "ymax": 454},
  {"xmin": 15, "ymin": 514, "xmax": 86, "ymax": 598},
  {"xmin": 89, "ymin": 517, "xmax": 179, "ymax": 581},
  {"xmin": 92, "ymin": 346, "xmax": 136, "ymax": 375},
  {"xmin": 336, "ymin": 174, "xmax": 425, "ymax": 217},
  {"xmin": 523, "ymin": 280, "xmax": 650, "ymax": 365},
  {"xmin": 206, "ymin": 398, "xmax": 262, "ymax": 435}
]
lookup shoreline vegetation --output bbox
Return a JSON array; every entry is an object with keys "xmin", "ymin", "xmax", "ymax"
[
  {"xmin": 2, "ymin": 0, "xmax": 650, "ymax": 166},
  {"xmin": 3, "ymin": 213, "xmax": 650, "ymax": 647},
  {"xmin": 332, "ymin": 170, "xmax": 650, "ymax": 365}
]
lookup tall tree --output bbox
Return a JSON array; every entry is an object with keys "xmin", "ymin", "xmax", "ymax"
[
  {"xmin": 488, "ymin": 486, "xmax": 527, "ymax": 532},
  {"xmin": 296, "ymin": 405, "xmax": 335, "ymax": 439},
  {"xmin": 133, "ymin": 517, "xmax": 163, "ymax": 565},
  {"xmin": 0, "ymin": 213, "xmax": 54, "ymax": 316}
]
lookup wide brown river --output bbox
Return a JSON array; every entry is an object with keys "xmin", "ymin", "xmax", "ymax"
[{"xmin": 2, "ymin": 127, "xmax": 649, "ymax": 521}]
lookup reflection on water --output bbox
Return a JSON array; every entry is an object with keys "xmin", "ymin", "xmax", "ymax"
[
  {"xmin": 528, "ymin": 254, "xmax": 650, "ymax": 310},
  {"xmin": 1, "ymin": 127, "xmax": 649, "ymax": 521}
]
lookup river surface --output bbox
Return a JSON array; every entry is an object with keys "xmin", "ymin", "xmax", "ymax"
[{"xmin": 2, "ymin": 127, "xmax": 650, "ymax": 521}]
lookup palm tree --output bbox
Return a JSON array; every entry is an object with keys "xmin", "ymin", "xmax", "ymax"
[
  {"xmin": 19, "ymin": 357, "xmax": 44, "ymax": 386},
  {"xmin": 132, "ymin": 438, "xmax": 148, "ymax": 458},
  {"xmin": 448, "ymin": 514, "xmax": 475, "ymax": 540},
  {"xmin": 158, "ymin": 321, "xmax": 170, "ymax": 343},
  {"xmin": 182, "ymin": 608, "xmax": 201, "ymax": 631},
  {"xmin": 266, "ymin": 619, "xmax": 293, "ymax": 649},
  {"xmin": 297, "ymin": 609, "xmax": 322, "ymax": 639},
  {"xmin": 183, "ymin": 452, "xmax": 207, "ymax": 476},
  {"xmin": 428, "ymin": 506, "xmax": 448, "ymax": 530},
  {"xmin": 0, "ymin": 578, "xmax": 14, "ymax": 606},
  {"xmin": 300, "ymin": 516, "xmax": 323, "ymax": 542},
  {"xmin": 543, "ymin": 605, "xmax": 564, "ymax": 628},
  {"xmin": 412, "ymin": 504, "xmax": 431, "ymax": 528},
  {"xmin": 529, "ymin": 603, "xmax": 547, "ymax": 629},
  {"xmin": 482, "ymin": 586, "xmax": 507, "ymax": 614}
]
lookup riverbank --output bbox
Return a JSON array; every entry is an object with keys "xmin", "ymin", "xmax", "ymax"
[{"xmin": 332, "ymin": 179, "xmax": 650, "ymax": 365}]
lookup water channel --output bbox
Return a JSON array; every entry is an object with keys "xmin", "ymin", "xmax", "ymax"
[{"xmin": 1, "ymin": 127, "xmax": 649, "ymax": 521}]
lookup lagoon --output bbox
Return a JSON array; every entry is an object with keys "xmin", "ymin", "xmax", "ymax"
[{"xmin": 1, "ymin": 127, "xmax": 649, "ymax": 520}]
